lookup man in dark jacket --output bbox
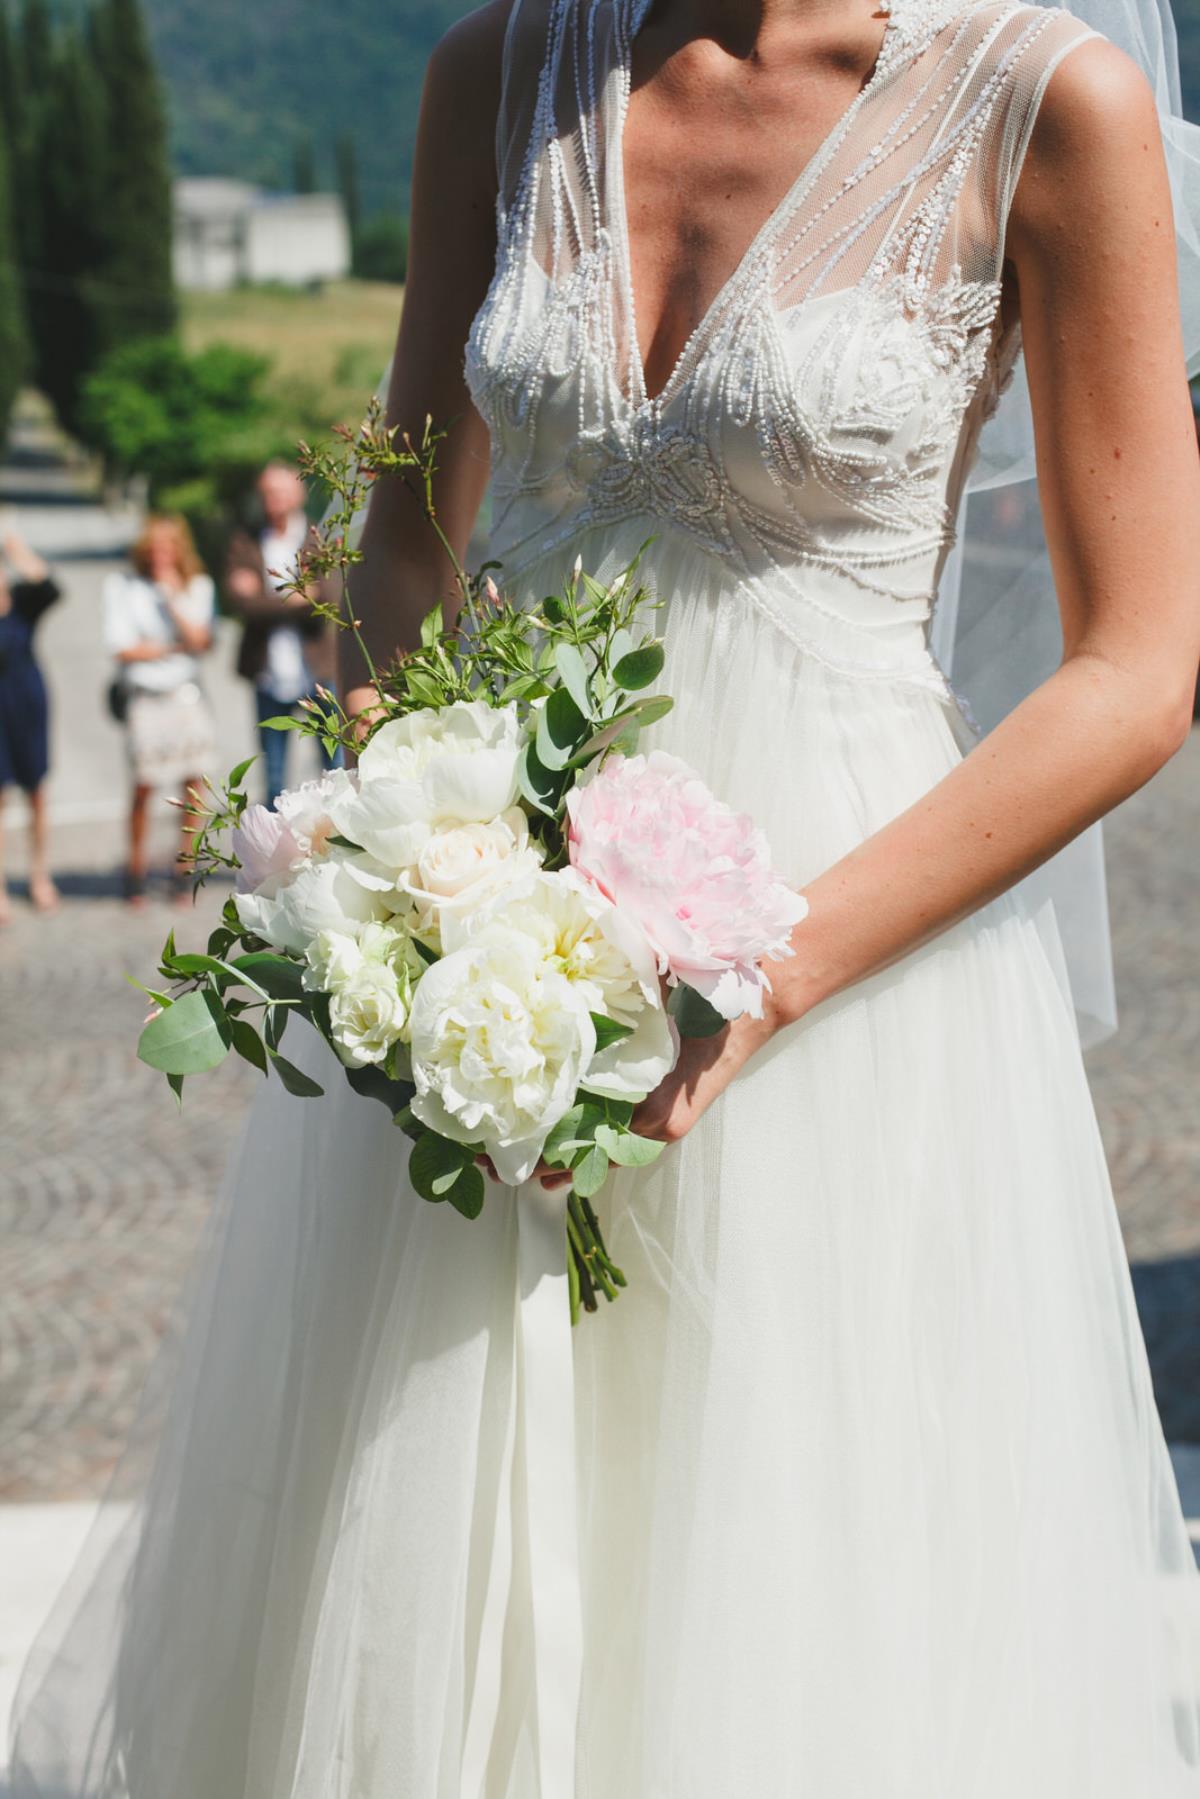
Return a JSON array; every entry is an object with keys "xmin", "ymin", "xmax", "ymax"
[{"xmin": 224, "ymin": 461, "xmax": 339, "ymax": 804}]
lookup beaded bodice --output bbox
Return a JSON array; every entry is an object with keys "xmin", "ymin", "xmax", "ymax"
[{"xmin": 465, "ymin": 0, "xmax": 1094, "ymax": 689}]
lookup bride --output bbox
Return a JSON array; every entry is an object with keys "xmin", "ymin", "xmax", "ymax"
[{"xmin": 11, "ymin": 0, "xmax": 1200, "ymax": 1792}]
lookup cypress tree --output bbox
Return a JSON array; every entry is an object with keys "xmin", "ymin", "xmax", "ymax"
[
  {"xmin": 32, "ymin": 23, "xmax": 108, "ymax": 427},
  {"xmin": 293, "ymin": 135, "xmax": 317, "ymax": 195},
  {"xmin": 0, "ymin": 47, "xmax": 29, "ymax": 438},
  {"xmin": 336, "ymin": 131, "xmax": 361, "ymax": 265},
  {"xmin": 89, "ymin": 0, "xmax": 175, "ymax": 354}
]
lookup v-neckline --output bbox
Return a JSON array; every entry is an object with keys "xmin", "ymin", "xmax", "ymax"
[{"xmin": 612, "ymin": 0, "xmax": 901, "ymax": 412}]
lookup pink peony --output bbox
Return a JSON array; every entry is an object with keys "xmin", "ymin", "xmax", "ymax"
[
  {"xmin": 566, "ymin": 750, "xmax": 808, "ymax": 1021},
  {"xmin": 231, "ymin": 805, "xmax": 304, "ymax": 895}
]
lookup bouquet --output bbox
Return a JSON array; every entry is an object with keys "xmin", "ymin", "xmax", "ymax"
[{"xmin": 137, "ymin": 414, "xmax": 806, "ymax": 1321}]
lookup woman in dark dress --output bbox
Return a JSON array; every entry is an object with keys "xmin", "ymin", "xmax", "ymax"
[{"xmin": 0, "ymin": 528, "xmax": 61, "ymax": 922}]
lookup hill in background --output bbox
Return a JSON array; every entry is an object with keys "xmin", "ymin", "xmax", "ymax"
[
  {"xmin": 143, "ymin": 0, "xmax": 476, "ymax": 216},
  {"xmin": 147, "ymin": 0, "xmax": 1200, "ymax": 218}
]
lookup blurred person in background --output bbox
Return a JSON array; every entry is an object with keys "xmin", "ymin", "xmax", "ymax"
[
  {"xmin": 0, "ymin": 527, "xmax": 62, "ymax": 923},
  {"xmin": 224, "ymin": 460, "xmax": 337, "ymax": 805},
  {"xmin": 104, "ymin": 515, "xmax": 216, "ymax": 908}
]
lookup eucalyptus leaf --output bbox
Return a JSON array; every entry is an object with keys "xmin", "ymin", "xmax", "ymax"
[
  {"xmin": 553, "ymin": 641, "xmax": 593, "ymax": 718},
  {"xmin": 569, "ymin": 693, "xmax": 675, "ymax": 765},
  {"xmin": 612, "ymin": 642, "xmax": 665, "ymax": 691},
  {"xmin": 535, "ymin": 686, "xmax": 587, "ymax": 771},
  {"xmin": 409, "ymin": 1132, "xmax": 475, "ymax": 1205},
  {"xmin": 517, "ymin": 739, "xmax": 562, "ymax": 816},
  {"xmin": 594, "ymin": 1123, "xmax": 665, "ymax": 1167},
  {"xmin": 571, "ymin": 1142, "xmax": 610, "ymax": 1199},
  {"xmin": 138, "ymin": 989, "xmax": 231, "ymax": 1076}
]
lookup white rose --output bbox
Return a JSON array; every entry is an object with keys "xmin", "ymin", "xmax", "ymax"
[
  {"xmin": 402, "ymin": 808, "xmax": 543, "ymax": 946},
  {"xmin": 407, "ymin": 926, "xmax": 596, "ymax": 1185},
  {"xmin": 328, "ymin": 700, "xmax": 524, "ymax": 865},
  {"xmin": 328, "ymin": 961, "xmax": 411, "ymax": 1068},
  {"xmin": 442, "ymin": 868, "xmax": 677, "ymax": 1102},
  {"xmin": 233, "ymin": 849, "xmax": 388, "ymax": 955},
  {"xmin": 303, "ymin": 919, "xmax": 422, "ymax": 996}
]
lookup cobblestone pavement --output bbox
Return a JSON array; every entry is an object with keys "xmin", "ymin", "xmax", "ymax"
[{"xmin": 0, "ymin": 420, "xmax": 1196, "ymax": 1499}]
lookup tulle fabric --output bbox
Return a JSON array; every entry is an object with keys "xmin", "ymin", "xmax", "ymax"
[{"xmin": 10, "ymin": 523, "xmax": 1199, "ymax": 1798}]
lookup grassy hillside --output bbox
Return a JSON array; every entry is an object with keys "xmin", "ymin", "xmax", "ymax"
[
  {"xmin": 143, "ymin": 0, "xmax": 477, "ymax": 216},
  {"xmin": 148, "ymin": 0, "xmax": 1200, "ymax": 220}
]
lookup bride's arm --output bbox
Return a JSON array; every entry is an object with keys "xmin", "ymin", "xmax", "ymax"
[
  {"xmin": 634, "ymin": 38, "xmax": 1200, "ymax": 1146},
  {"xmin": 340, "ymin": 2, "xmax": 511, "ymax": 719}
]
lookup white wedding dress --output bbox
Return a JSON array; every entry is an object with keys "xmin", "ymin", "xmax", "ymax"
[{"xmin": 11, "ymin": 0, "xmax": 1200, "ymax": 1793}]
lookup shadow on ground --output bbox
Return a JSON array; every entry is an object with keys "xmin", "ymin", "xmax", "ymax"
[{"xmin": 1132, "ymin": 1253, "xmax": 1200, "ymax": 1443}]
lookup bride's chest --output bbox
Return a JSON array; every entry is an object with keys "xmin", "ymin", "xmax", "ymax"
[{"xmin": 465, "ymin": 245, "xmax": 1005, "ymax": 531}]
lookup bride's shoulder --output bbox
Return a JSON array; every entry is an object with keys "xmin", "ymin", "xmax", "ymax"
[{"xmin": 425, "ymin": 0, "xmax": 517, "ymax": 91}]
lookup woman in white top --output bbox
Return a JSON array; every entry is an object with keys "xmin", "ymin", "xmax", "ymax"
[{"xmin": 103, "ymin": 514, "xmax": 216, "ymax": 905}]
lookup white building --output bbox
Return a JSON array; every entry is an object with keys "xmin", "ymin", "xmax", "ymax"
[{"xmin": 173, "ymin": 178, "xmax": 351, "ymax": 291}]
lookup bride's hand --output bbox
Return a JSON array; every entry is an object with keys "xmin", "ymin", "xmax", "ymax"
[
  {"xmin": 479, "ymin": 1004, "xmax": 784, "ymax": 1192},
  {"xmin": 630, "ymin": 1008, "xmax": 778, "ymax": 1150}
]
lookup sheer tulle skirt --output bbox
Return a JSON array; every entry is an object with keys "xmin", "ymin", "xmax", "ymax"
[{"xmin": 10, "ymin": 528, "xmax": 1200, "ymax": 1796}]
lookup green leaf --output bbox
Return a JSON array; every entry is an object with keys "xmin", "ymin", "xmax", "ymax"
[
  {"xmin": 206, "ymin": 925, "xmax": 236, "ymax": 959},
  {"xmin": 405, "ymin": 669, "xmax": 444, "ymax": 709},
  {"xmin": 138, "ymin": 989, "xmax": 231, "ymax": 1076},
  {"xmin": 535, "ymin": 686, "xmax": 587, "ymax": 771},
  {"xmin": 227, "ymin": 755, "xmax": 256, "ymax": 789},
  {"xmin": 419, "ymin": 602, "xmax": 443, "ymax": 649},
  {"xmin": 541, "ymin": 1101, "xmax": 605, "ymax": 1167},
  {"xmin": 542, "ymin": 593, "xmax": 566, "ymax": 625},
  {"xmin": 264, "ymin": 1003, "xmax": 289, "ymax": 1052},
  {"xmin": 268, "ymin": 1050, "xmax": 325, "ymax": 1097},
  {"xmin": 166, "ymin": 951, "xmax": 270, "ymax": 997},
  {"xmin": 229, "ymin": 1017, "xmax": 269, "ymax": 1075},
  {"xmin": 517, "ymin": 739, "xmax": 562, "ymax": 817},
  {"xmin": 569, "ymin": 694, "xmax": 674, "ymax": 765},
  {"xmin": 553, "ymin": 641, "xmax": 593, "ymax": 718},
  {"xmin": 230, "ymin": 953, "xmax": 305, "ymax": 999},
  {"xmin": 612, "ymin": 642, "xmax": 665, "ymax": 691},
  {"xmin": 344, "ymin": 1063, "xmax": 416, "ymax": 1116},
  {"xmin": 259, "ymin": 715, "xmax": 305, "ymax": 733},
  {"xmin": 607, "ymin": 627, "xmax": 635, "ymax": 669},
  {"xmin": 571, "ymin": 1142, "xmax": 610, "ymax": 1198},
  {"xmin": 668, "ymin": 983, "xmax": 727, "ymax": 1038},
  {"xmin": 589, "ymin": 1011, "xmax": 635, "ymax": 1053},
  {"xmin": 594, "ymin": 1123, "xmax": 665, "ymax": 1167},
  {"xmin": 409, "ymin": 1133, "xmax": 484, "ymax": 1217},
  {"xmin": 167, "ymin": 1072, "xmax": 185, "ymax": 1107}
]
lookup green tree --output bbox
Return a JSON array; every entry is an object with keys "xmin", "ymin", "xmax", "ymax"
[
  {"xmin": 335, "ymin": 130, "xmax": 361, "ymax": 251},
  {"xmin": 30, "ymin": 24, "xmax": 109, "ymax": 426},
  {"xmin": 353, "ymin": 212, "xmax": 407, "ymax": 285},
  {"xmin": 0, "ymin": 78, "xmax": 29, "ymax": 437},
  {"xmin": 293, "ymin": 135, "xmax": 317, "ymax": 195},
  {"xmin": 88, "ymin": 0, "xmax": 175, "ymax": 354}
]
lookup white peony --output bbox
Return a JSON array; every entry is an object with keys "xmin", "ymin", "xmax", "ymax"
[
  {"xmin": 273, "ymin": 768, "xmax": 358, "ymax": 856},
  {"xmin": 328, "ymin": 700, "xmax": 524, "ymax": 868},
  {"xmin": 233, "ymin": 849, "xmax": 388, "ymax": 955},
  {"xmin": 407, "ymin": 925, "xmax": 596, "ymax": 1185},
  {"xmin": 400, "ymin": 807, "xmax": 544, "ymax": 947},
  {"xmin": 442, "ymin": 868, "xmax": 676, "ymax": 1101},
  {"xmin": 327, "ymin": 961, "xmax": 411, "ymax": 1069}
]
